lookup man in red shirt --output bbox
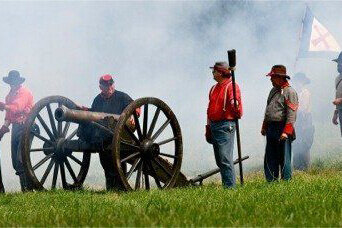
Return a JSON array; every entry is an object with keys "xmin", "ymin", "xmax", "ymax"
[
  {"xmin": 0, "ymin": 70, "xmax": 34, "ymax": 191},
  {"xmin": 206, "ymin": 62, "xmax": 243, "ymax": 188}
]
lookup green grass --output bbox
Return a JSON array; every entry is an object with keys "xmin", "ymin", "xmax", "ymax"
[{"xmin": 0, "ymin": 167, "xmax": 342, "ymax": 226}]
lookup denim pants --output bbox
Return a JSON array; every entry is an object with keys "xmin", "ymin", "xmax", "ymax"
[
  {"xmin": 264, "ymin": 122, "xmax": 292, "ymax": 182},
  {"xmin": 11, "ymin": 123, "xmax": 25, "ymax": 176},
  {"xmin": 210, "ymin": 120, "xmax": 236, "ymax": 188}
]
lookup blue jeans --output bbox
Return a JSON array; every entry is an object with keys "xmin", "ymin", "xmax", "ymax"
[
  {"xmin": 210, "ymin": 120, "xmax": 236, "ymax": 188},
  {"xmin": 11, "ymin": 123, "xmax": 25, "ymax": 176},
  {"xmin": 264, "ymin": 122, "xmax": 292, "ymax": 182},
  {"xmin": 11, "ymin": 123, "xmax": 37, "ymax": 191}
]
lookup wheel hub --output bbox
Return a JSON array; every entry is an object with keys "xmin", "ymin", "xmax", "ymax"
[
  {"xmin": 43, "ymin": 142, "xmax": 55, "ymax": 156},
  {"xmin": 140, "ymin": 139, "xmax": 160, "ymax": 158},
  {"xmin": 55, "ymin": 138, "xmax": 71, "ymax": 160}
]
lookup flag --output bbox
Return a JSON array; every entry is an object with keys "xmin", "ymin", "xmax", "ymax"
[{"xmin": 297, "ymin": 6, "xmax": 341, "ymax": 59}]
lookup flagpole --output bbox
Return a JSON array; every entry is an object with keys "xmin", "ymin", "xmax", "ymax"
[{"xmin": 294, "ymin": 4, "xmax": 308, "ymax": 72}]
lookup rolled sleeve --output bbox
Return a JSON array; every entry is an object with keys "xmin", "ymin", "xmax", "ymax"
[
  {"xmin": 283, "ymin": 89, "xmax": 298, "ymax": 135},
  {"xmin": 227, "ymin": 83, "xmax": 243, "ymax": 118}
]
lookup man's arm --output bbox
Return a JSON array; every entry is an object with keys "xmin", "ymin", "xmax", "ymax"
[
  {"xmin": 227, "ymin": 83, "xmax": 243, "ymax": 118},
  {"xmin": 333, "ymin": 109, "xmax": 339, "ymax": 125},
  {"xmin": 261, "ymin": 89, "xmax": 275, "ymax": 136},
  {"xmin": 282, "ymin": 89, "xmax": 299, "ymax": 140},
  {"xmin": 0, "ymin": 120, "xmax": 10, "ymax": 141}
]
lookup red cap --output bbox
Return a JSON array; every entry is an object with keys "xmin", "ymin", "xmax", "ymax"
[{"xmin": 99, "ymin": 74, "xmax": 114, "ymax": 86}]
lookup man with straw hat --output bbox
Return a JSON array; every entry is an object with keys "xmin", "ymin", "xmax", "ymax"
[
  {"xmin": 0, "ymin": 70, "xmax": 34, "ymax": 191},
  {"xmin": 261, "ymin": 65, "xmax": 298, "ymax": 182}
]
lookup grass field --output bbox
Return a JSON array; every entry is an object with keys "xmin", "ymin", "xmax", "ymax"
[{"xmin": 1, "ymin": 160, "xmax": 342, "ymax": 227}]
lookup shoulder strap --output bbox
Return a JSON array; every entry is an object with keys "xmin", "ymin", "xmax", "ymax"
[
  {"xmin": 336, "ymin": 78, "xmax": 342, "ymax": 90},
  {"xmin": 209, "ymin": 82, "xmax": 233, "ymax": 111},
  {"xmin": 209, "ymin": 85, "xmax": 216, "ymax": 98},
  {"xmin": 267, "ymin": 89, "xmax": 279, "ymax": 105}
]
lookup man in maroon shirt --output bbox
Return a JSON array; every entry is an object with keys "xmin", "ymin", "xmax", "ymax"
[
  {"xmin": 0, "ymin": 70, "xmax": 34, "ymax": 191},
  {"xmin": 206, "ymin": 62, "xmax": 243, "ymax": 188},
  {"xmin": 78, "ymin": 74, "xmax": 136, "ymax": 190}
]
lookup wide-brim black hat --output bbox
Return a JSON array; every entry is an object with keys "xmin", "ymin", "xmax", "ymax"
[
  {"xmin": 3, "ymin": 70, "xmax": 25, "ymax": 85},
  {"xmin": 332, "ymin": 52, "xmax": 342, "ymax": 63},
  {"xmin": 293, "ymin": 72, "xmax": 310, "ymax": 85}
]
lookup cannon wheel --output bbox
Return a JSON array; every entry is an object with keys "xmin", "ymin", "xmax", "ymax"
[
  {"xmin": 21, "ymin": 96, "xmax": 91, "ymax": 190},
  {"xmin": 112, "ymin": 97, "xmax": 183, "ymax": 191}
]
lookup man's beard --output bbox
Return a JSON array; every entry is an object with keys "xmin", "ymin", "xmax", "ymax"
[{"xmin": 101, "ymin": 85, "xmax": 115, "ymax": 98}]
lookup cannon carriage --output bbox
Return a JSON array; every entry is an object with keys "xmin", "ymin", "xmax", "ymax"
[
  {"xmin": 21, "ymin": 95, "xmax": 248, "ymax": 192},
  {"xmin": 21, "ymin": 96, "xmax": 190, "ymax": 191}
]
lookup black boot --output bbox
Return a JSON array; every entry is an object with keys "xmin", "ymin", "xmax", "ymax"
[
  {"xmin": 105, "ymin": 176, "xmax": 116, "ymax": 191},
  {"xmin": 0, "ymin": 168, "xmax": 4, "ymax": 193},
  {"xmin": 19, "ymin": 174, "xmax": 31, "ymax": 192},
  {"xmin": 0, "ymin": 182, "xmax": 4, "ymax": 193}
]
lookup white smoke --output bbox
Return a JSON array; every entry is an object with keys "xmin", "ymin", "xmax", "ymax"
[{"xmin": 0, "ymin": 1, "xmax": 341, "ymax": 191}]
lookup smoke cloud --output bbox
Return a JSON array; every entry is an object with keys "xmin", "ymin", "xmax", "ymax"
[{"xmin": 0, "ymin": 1, "xmax": 341, "ymax": 191}]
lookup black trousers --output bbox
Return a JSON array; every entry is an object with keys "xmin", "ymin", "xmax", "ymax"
[
  {"xmin": 0, "ymin": 163, "xmax": 4, "ymax": 192},
  {"xmin": 11, "ymin": 123, "xmax": 37, "ymax": 191},
  {"xmin": 264, "ymin": 122, "xmax": 292, "ymax": 182},
  {"xmin": 99, "ymin": 150, "xmax": 117, "ymax": 190}
]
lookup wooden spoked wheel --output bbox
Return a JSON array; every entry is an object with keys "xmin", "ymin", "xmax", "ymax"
[
  {"xmin": 112, "ymin": 97, "xmax": 183, "ymax": 191},
  {"xmin": 21, "ymin": 96, "xmax": 91, "ymax": 190}
]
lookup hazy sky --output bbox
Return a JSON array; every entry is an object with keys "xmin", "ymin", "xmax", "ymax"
[{"xmin": 0, "ymin": 1, "xmax": 341, "ymax": 191}]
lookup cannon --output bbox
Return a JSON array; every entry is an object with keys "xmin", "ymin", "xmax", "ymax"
[{"xmin": 21, "ymin": 95, "xmax": 248, "ymax": 191}]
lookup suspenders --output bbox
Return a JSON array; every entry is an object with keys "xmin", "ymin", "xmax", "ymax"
[
  {"xmin": 336, "ymin": 78, "xmax": 342, "ymax": 90},
  {"xmin": 209, "ymin": 81, "xmax": 232, "ymax": 111}
]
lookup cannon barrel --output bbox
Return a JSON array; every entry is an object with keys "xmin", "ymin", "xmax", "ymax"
[{"xmin": 55, "ymin": 106, "xmax": 120, "ymax": 123}]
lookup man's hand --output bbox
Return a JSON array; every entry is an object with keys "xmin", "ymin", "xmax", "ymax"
[
  {"xmin": 0, "ymin": 125, "xmax": 10, "ymax": 141},
  {"xmin": 333, "ymin": 110, "xmax": 339, "ymax": 125},
  {"xmin": 279, "ymin": 133, "xmax": 288, "ymax": 141},
  {"xmin": 205, "ymin": 124, "xmax": 212, "ymax": 144},
  {"xmin": 76, "ymin": 105, "xmax": 89, "ymax": 111},
  {"xmin": 333, "ymin": 98, "xmax": 342, "ymax": 105},
  {"xmin": 261, "ymin": 129, "xmax": 266, "ymax": 136},
  {"xmin": 261, "ymin": 121, "xmax": 267, "ymax": 136},
  {"xmin": 0, "ymin": 102, "xmax": 5, "ymax": 111},
  {"xmin": 129, "ymin": 116, "xmax": 135, "ymax": 126}
]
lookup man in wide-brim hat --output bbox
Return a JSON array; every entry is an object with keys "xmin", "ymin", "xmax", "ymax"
[
  {"xmin": 331, "ymin": 52, "xmax": 342, "ymax": 136},
  {"xmin": 292, "ymin": 72, "xmax": 314, "ymax": 171},
  {"xmin": 2, "ymin": 70, "xmax": 25, "ymax": 85},
  {"xmin": 261, "ymin": 65, "xmax": 298, "ymax": 182},
  {"xmin": 0, "ymin": 70, "xmax": 34, "ymax": 192}
]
